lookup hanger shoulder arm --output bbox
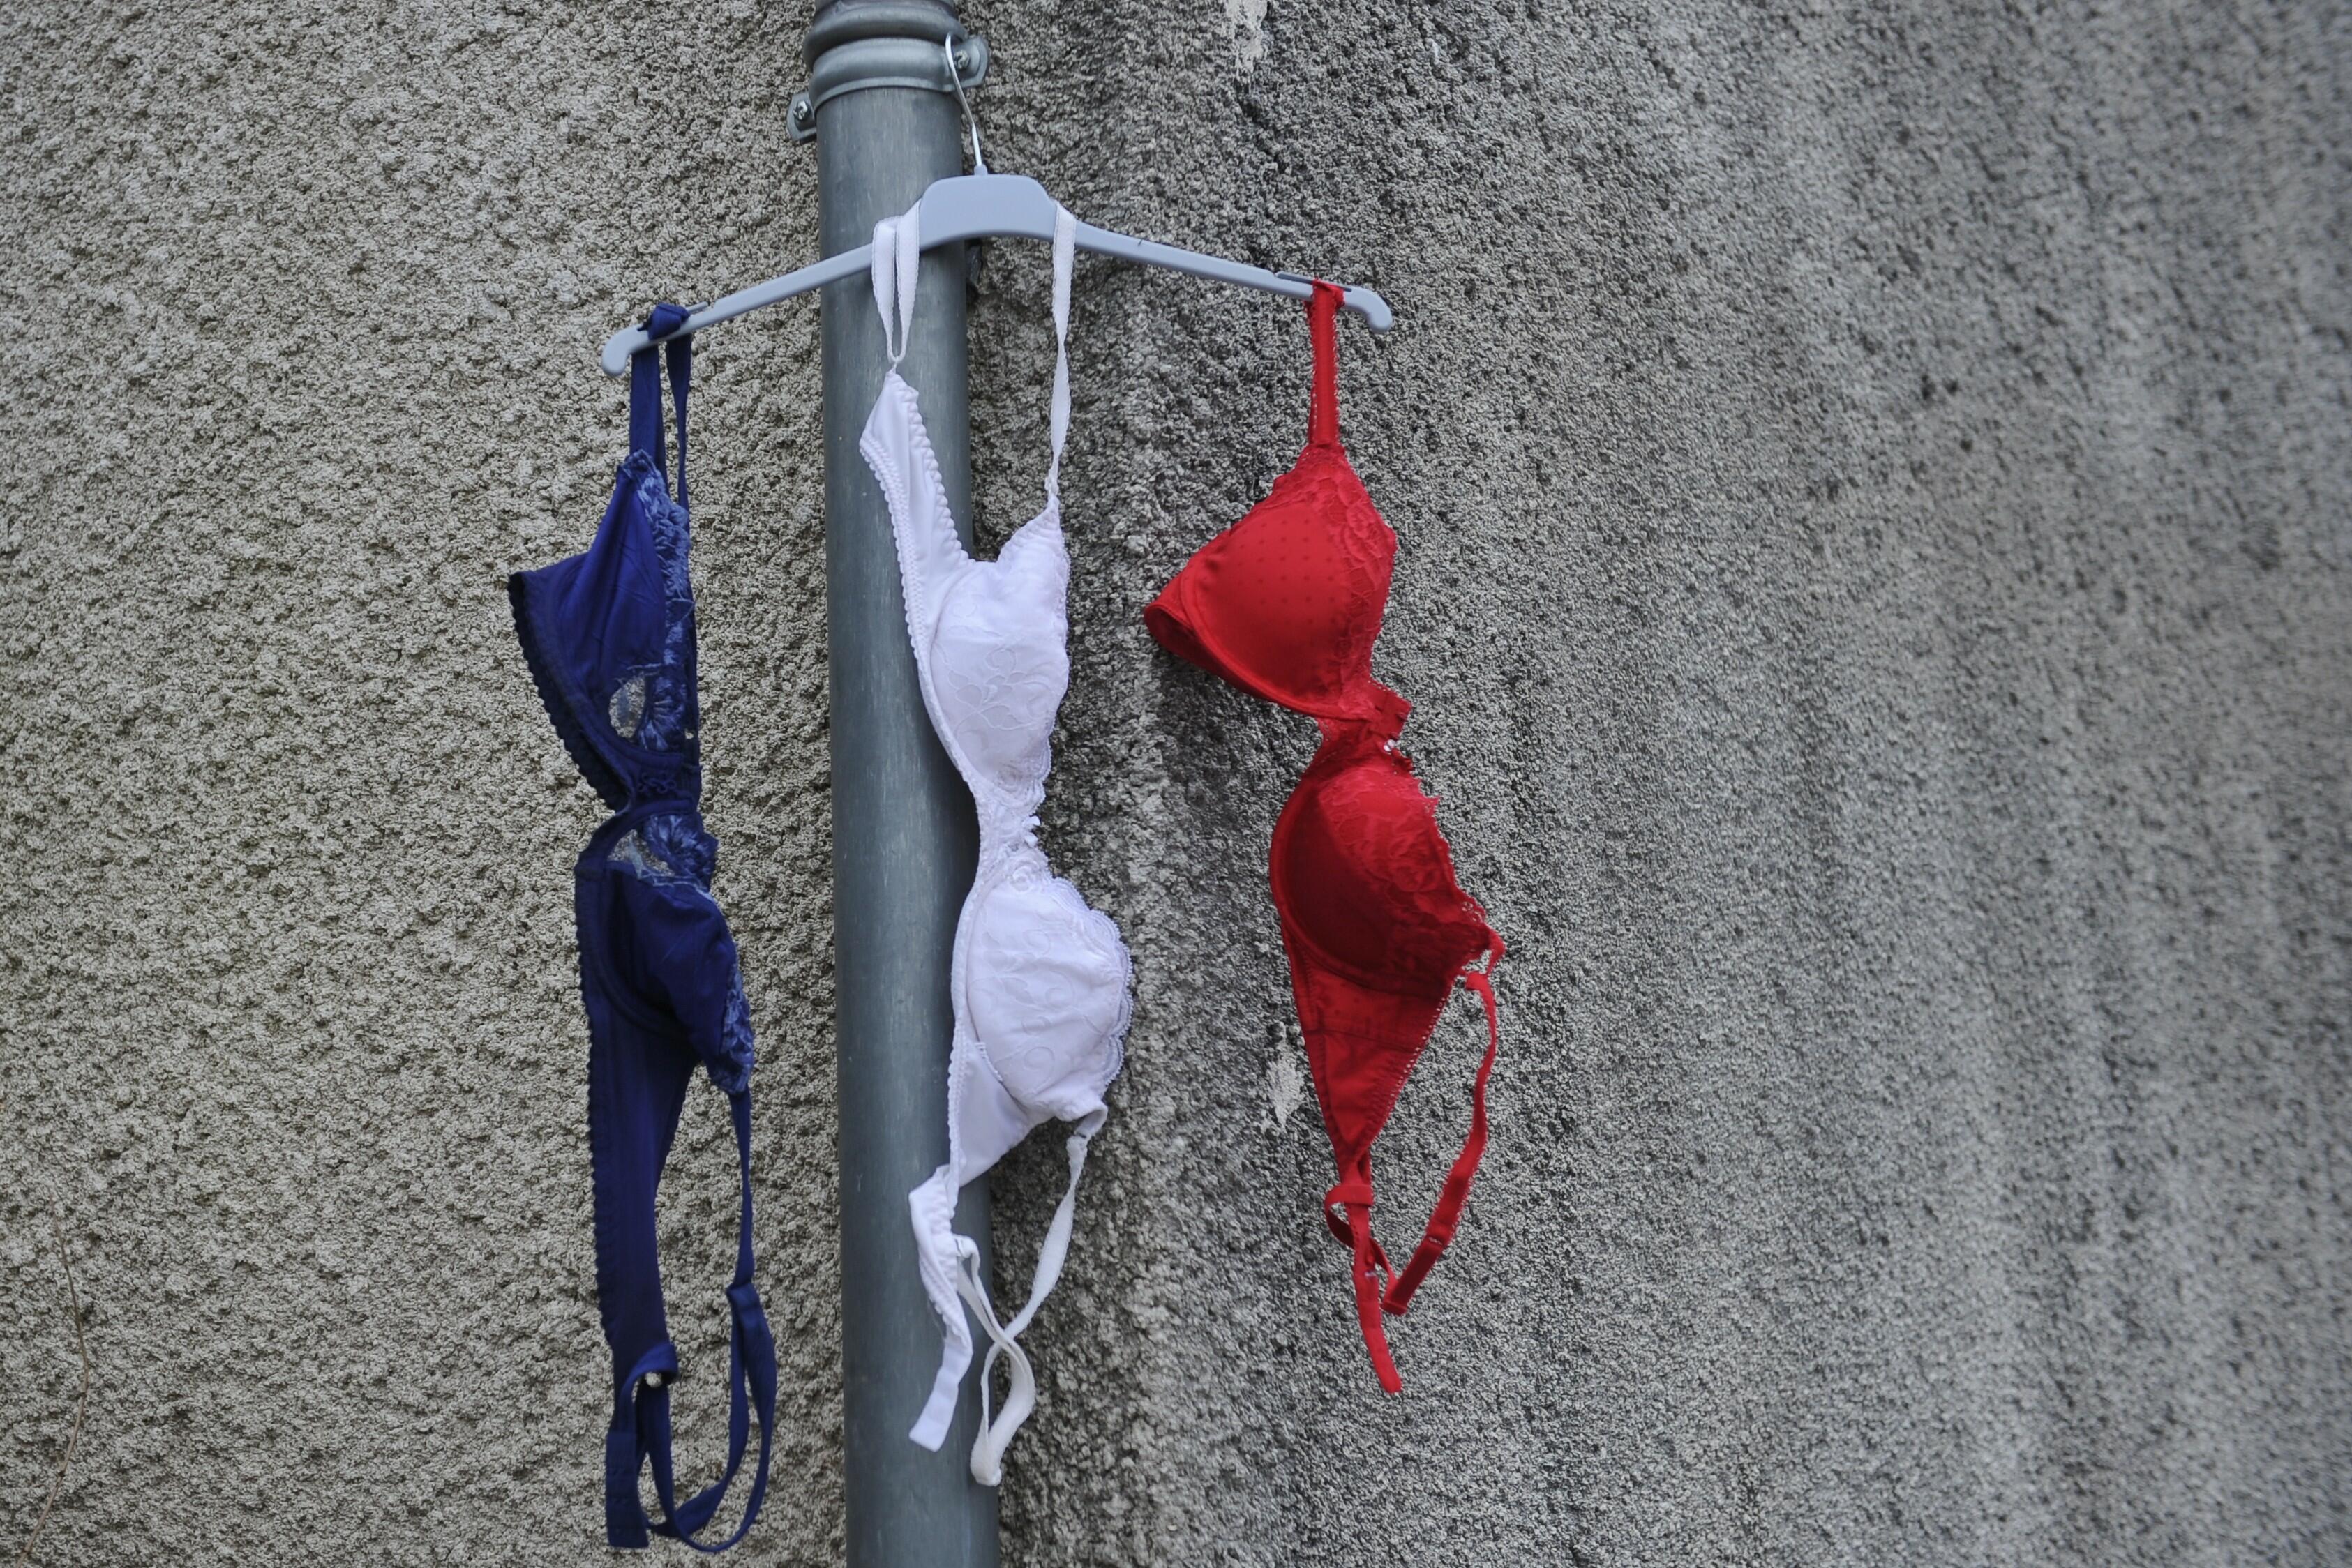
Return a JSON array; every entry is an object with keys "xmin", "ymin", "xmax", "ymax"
[
  {"xmin": 1071, "ymin": 222, "xmax": 1394, "ymax": 333},
  {"xmin": 599, "ymin": 246, "xmax": 876, "ymax": 375}
]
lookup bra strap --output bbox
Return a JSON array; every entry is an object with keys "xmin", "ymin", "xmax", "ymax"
[
  {"xmin": 955, "ymin": 1111, "xmax": 1100, "ymax": 1485},
  {"xmin": 871, "ymin": 200, "xmax": 921, "ymax": 368},
  {"xmin": 1044, "ymin": 204, "xmax": 1075, "ymax": 500},
  {"xmin": 1306, "ymin": 279, "xmax": 1343, "ymax": 448},
  {"xmin": 604, "ymin": 1090, "xmax": 777, "ymax": 1552},
  {"xmin": 629, "ymin": 302, "xmax": 694, "ymax": 508},
  {"xmin": 1325, "ymin": 1165, "xmax": 1402, "ymax": 1394},
  {"xmin": 1381, "ymin": 942, "xmax": 1505, "ymax": 1316}
]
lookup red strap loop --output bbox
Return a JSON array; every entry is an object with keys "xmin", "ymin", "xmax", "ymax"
[
  {"xmin": 1381, "ymin": 952, "xmax": 1504, "ymax": 1317},
  {"xmin": 1322, "ymin": 1170, "xmax": 1374, "ymax": 1248},
  {"xmin": 1344, "ymin": 1201, "xmax": 1403, "ymax": 1394},
  {"xmin": 1305, "ymin": 281, "xmax": 1343, "ymax": 448}
]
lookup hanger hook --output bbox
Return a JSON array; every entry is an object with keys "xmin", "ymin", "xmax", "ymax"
[{"xmin": 944, "ymin": 33, "xmax": 987, "ymax": 176}]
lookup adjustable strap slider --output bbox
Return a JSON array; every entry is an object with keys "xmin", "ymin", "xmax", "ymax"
[{"xmin": 621, "ymin": 1342, "xmax": 682, "ymax": 1405}]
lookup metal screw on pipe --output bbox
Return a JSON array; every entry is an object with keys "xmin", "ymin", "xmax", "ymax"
[{"xmin": 800, "ymin": 2, "xmax": 998, "ymax": 1567}]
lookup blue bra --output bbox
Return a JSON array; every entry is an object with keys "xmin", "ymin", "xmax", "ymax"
[{"xmin": 508, "ymin": 306, "xmax": 775, "ymax": 1552}]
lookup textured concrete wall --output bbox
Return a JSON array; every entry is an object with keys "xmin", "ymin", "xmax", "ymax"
[{"xmin": 3, "ymin": 1, "xmax": 2348, "ymax": 1563}]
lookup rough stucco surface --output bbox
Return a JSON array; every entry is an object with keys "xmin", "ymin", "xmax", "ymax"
[{"xmin": 2, "ymin": 1, "xmax": 2349, "ymax": 1562}]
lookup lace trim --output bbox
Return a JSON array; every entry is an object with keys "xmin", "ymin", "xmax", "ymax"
[{"xmin": 862, "ymin": 391, "xmax": 956, "ymax": 723}]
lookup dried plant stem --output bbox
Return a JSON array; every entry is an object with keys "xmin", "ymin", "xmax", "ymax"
[{"xmin": 15, "ymin": 1183, "xmax": 91, "ymax": 1568}]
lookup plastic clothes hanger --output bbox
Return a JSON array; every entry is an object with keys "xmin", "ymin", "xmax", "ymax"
[{"xmin": 599, "ymin": 40, "xmax": 1392, "ymax": 374}]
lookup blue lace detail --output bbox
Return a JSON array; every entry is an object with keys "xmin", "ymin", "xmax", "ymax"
[
  {"xmin": 608, "ymin": 464, "xmax": 700, "ymax": 759},
  {"xmin": 710, "ymin": 970, "xmax": 755, "ymax": 1096},
  {"xmin": 610, "ymin": 812, "xmax": 719, "ymax": 890},
  {"xmin": 643, "ymin": 811, "xmax": 717, "ymax": 887}
]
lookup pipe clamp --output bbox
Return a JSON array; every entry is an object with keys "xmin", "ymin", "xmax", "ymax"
[{"xmin": 790, "ymin": 29, "xmax": 987, "ymax": 142}]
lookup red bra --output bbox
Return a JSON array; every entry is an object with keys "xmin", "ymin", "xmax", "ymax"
[{"xmin": 1146, "ymin": 282, "xmax": 1505, "ymax": 1392}]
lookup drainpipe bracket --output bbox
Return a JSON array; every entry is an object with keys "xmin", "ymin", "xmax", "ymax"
[{"xmin": 789, "ymin": 31, "xmax": 987, "ymax": 142}]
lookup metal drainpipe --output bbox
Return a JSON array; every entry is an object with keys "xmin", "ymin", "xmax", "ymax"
[{"xmin": 798, "ymin": 3, "xmax": 999, "ymax": 1565}]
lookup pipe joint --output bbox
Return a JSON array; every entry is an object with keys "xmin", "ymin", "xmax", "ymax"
[{"xmin": 791, "ymin": 1, "xmax": 987, "ymax": 142}]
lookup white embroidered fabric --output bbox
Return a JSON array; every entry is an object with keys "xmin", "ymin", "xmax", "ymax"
[{"xmin": 859, "ymin": 201, "xmax": 1132, "ymax": 1486}]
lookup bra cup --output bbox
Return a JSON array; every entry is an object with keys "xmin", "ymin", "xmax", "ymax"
[
  {"xmin": 1274, "ymin": 748, "xmax": 1489, "ymax": 990},
  {"xmin": 1150, "ymin": 451, "xmax": 1400, "ymax": 725},
  {"xmin": 1194, "ymin": 455, "xmax": 1373, "ymax": 695},
  {"xmin": 965, "ymin": 858, "xmax": 1131, "ymax": 1121},
  {"xmin": 929, "ymin": 532, "xmax": 1071, "ymax": 789},
  {"xmin": 950, "ymin": 1037, "xmax": 1039, "ymax": 1186},
  {"xmin": 1286, "ymin": 956, "xmax": 1457, "ymax": 1169}
]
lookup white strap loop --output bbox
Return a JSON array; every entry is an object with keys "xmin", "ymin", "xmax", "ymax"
[
  {"xmin": 870, "ymin": 200, "xmax": 922, "ymax": 368},
  {"xmin": 956, "ymin": 1127, "xmax": 1094, "ymax": 1486},
  {"xmin": 869, "ymin": 219, "xmax": 897, "ymax": 363},
  {"xmin": 1044, "ymin": 205, "xmax": 1075, "ymax": 499},
  {"xmin": 905, "ymin": 1164, "xmax": 971, "ymax": 1452}
]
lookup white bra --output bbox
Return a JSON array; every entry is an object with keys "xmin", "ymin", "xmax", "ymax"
[{"xmin": 860, "ymin": 200, "xmax": 1132, "ymax": 1485}]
